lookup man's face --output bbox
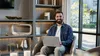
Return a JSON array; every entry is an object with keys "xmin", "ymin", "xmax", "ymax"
[{"xmin": 55, "ymin": 13, "xmax": 64, "ymax": 24}]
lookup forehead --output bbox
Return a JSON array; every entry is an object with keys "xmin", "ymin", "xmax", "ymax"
[{"xmin": 55, "ymin": 13, "xmax": 63, "ymax": 16}]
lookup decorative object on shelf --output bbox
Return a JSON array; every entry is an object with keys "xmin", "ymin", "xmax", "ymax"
[
  {"xmin": 5, "ymin": 16, "xmax": 16, "ymax": 19},
  {"xmin": 20, "ymin": 39, "xmax": 28, "ymax": 49},
  {"xmin": 24, "ymin": 50, "xmax": 31, "ymax": 56},
  {"xmin": 5, "ymin": 16, "xmax": 22, "ymax": 20},
  {"xmin": 36, "ymin": 26, "xmax": 40, "ymax": 35},
  {"xmin": 10, "ymin": 52, "xmax": 18, "ymax": 56},
  {"xmin": 44, "ymin": 12, "xmax": 50, "ymax": 20},
  {"xmin": 16, "ymin": 17, "xmax": 22, "ymax": 19},
  {"xmin": 11, "ymin": 24, "xmax": 32, "ymax": 36},
  {"xmin": 52, "ymin": 0, "xmax": 56, "ymax": 5}
]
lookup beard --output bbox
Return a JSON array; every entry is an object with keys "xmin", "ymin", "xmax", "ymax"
[{"xmin": 56, "ymin": 19, "xmax": 63, "ymax": 24}]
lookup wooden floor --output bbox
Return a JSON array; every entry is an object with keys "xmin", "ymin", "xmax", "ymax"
[
  {"xmin": 74, "ymin": 49, "xmax": 98, "ymax": 56},
  {"xmin": 35, "ymin": 49, "xmax": 98, "ymax": 56}
]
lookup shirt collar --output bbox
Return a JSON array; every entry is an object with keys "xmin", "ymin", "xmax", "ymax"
[{"xmin": 54, "ymin": 23, "xmax": 65, "ymax": 27}]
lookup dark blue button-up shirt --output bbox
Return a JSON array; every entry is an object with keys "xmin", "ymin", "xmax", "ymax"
[{"xmin": 47, "ymin": 23, "xmax": 73, "ymax": 51}]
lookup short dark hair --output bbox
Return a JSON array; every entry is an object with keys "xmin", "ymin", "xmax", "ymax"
[{"xmin": 55, "ymin": 11, "xmax": 63, "ymax": 16}]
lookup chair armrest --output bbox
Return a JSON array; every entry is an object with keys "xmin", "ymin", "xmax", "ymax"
[
  {"xmin": 33, "ymin": 40, "xmax": 43, "ymax": 55},
  {"xmin": 69, "ymin": 36, "xmax": 76, "ymax": 54}
]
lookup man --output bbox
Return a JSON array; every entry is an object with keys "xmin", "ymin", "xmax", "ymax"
[{"xmin": 40, "ymin": 11, "xmax": 73, "ymax": 56}]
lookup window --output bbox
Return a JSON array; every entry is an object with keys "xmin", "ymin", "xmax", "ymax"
[
  {"xmin": 70, "ymin": 0, "xmax": 79, "ymax": 31},
  {"xmin": 82, "ymin": 34, "xmax": 96, "ymax": 50},
  {"xmin": 70, "ymin": 0, "xmax": 98, "ymax": 50},
  {"xmin": 83, "ymin": 0, "xmax": 97, "ymax": 33}
]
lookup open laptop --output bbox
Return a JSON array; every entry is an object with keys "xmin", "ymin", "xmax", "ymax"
[{"xmin": 42, "ymin": 36, "xmax": 60, "ymax": 47}]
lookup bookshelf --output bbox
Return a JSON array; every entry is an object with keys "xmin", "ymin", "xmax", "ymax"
[
  {"xmin": 0, "ymin": 0, "xmax": 33, "ymax": 56},
  {"xmin": 0, "ymin": 0, "xmax": 63, "ymax": 56}
]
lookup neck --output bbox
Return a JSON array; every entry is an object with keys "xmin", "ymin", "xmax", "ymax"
[
  {"xmin": 56, "ymin": 22, "xmax": 64, "ymax": 26},
  {"xmin": 57, "ymin": 23, "xmax": 62, "ymax": 26}
]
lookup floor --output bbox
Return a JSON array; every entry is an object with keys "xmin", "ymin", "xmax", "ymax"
[
  {"xmin": 75, "ymin": 49, "xmax": 98, "ymax": 56},
  {"xmin": 34, "ymin": 49, "xmax": 98, "ymax": 56}
]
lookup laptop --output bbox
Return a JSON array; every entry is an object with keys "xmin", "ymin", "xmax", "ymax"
[{"xmin": 42, "ymin": 36, "xmax": 60, "ymax": 47}]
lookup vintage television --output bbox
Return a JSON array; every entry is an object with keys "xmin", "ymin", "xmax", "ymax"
[{"xmin": 0, "ymin": 0, "xmax": 14, "ymax": 9}]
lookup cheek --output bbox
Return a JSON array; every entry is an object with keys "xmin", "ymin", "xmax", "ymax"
[
  {"xmin": 61, "ymin": 17, "xmax": 64, "ymax": 20},
  {"xmin": 55, "ymin": 18, "xmax": 58, "ymax": 20}
]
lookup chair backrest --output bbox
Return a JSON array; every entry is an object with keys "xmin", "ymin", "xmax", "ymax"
[{"xmin": 69, "ymin": 35, "xmax": 76, "ymax": 54}]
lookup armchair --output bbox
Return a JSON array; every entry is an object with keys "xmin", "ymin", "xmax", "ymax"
[{"xmin": 33, "ymin": 36, "xmax": 76, "ymax": 56}]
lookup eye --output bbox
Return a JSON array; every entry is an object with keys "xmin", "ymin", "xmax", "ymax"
[
  {"xmin": 56, "ymin": 16, "xmax": 59, "ymax": 17},
  {"xmin": 60, "ymin": 16, "xmax": 62, "ymax": 17},
  {"xmin": 56, "ymin": 16, "xmax": 62, "ymax": 17}
]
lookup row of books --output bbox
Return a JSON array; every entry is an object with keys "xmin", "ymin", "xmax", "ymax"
[{"xmin": 36, "ymin": 0, "xmax": 59, "ymax": 5}]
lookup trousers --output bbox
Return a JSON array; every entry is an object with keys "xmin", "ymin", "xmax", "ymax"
[{"xmin": 40, "ymin": 45, "xmax": 65, "ymax": 56}]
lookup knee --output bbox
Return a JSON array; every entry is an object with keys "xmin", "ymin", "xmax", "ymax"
[
  {"xmin": 40, "ymin": 46, "xmax": 47, "ymax": 51},
  {"xmin": 40, "ymin": 46, "xmax": 48, "ymax": 55},
  {"xmin": 54, "ymin": 47, "xmax": 60, "ymax": 52},
  {"xmin": 54, "ymin": 46, "xmax": 65, "ymax": 53}
]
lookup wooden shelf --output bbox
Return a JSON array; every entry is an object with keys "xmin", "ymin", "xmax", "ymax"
[
  {"xmin": 36, "ymin": 20, "xmax": 56, "ymax": 22},
  {"xmin": 0, "ymin": 50, "xmax": 23, "ymax": 55},
  {"xmin": 36, "ymin": 34, "xmax": 47, "ymax": 37},
  {"xmin": 0, "ymin": 35, "xmax": 33, "ymax": 38},
  {"xmin": 0, "ymin": 20, "xmax": 33, "ymax": 22},
  {"xmin": 36, "ymin": 4, "xmax": 61, "ymax": 8}
]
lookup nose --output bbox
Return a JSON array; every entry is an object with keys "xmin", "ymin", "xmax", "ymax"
[{"xmin": 57, "ymin": 16, "xmax": 61, "ymax": 19}]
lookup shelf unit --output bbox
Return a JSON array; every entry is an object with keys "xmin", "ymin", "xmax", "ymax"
[
  {"xmin": 0, "ymin": 0, "xmax": 33, "ymax": 56},
  {"xmin": 0, "ymin": 21, "xmax": 33, "ymax": 56},
  {"xmin": 0, "ymin": 0, "xmax": 62, "ymax": 56},
  {"xmin": 36, "ymin": 4, "xmax": 61, "ymax": 8},
  {"xmin": 0, "ymin": 20, "xmax": 33, "ymax": 22}
]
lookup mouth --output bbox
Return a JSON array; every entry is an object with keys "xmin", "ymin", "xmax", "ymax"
[
  {"xmin": 56, "ymin": 19, "xmax": 63, "ymax": 24},
  {"xmin": 57, "ymin": 19, "xmax": 61, "ymax": 21}
]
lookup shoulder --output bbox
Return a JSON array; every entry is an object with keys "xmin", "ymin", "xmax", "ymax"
[
  {"xmin": 63, "ymin": 23, "xmax": 72, "ymax": 29},
  {"xmin": 49, "ymin": 24, "xmax": 57, "ymax": 29}
]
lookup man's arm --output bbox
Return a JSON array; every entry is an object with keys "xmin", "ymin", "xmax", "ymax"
[{"xmin": 62, "ymin": 26, "xmax": 74, "ymax": 46}]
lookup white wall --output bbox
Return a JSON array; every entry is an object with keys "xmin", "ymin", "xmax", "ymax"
[
  {"xmin": 0, "ymin": 0, "xmax": 20, "ymax": 20},
  {"xmin": 0, "ymin": 0, "xmax": 31, "ymax": 20},
  {"xmin": 62, "ymin": 0, "xmax": 71, "ymax": 25}
]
